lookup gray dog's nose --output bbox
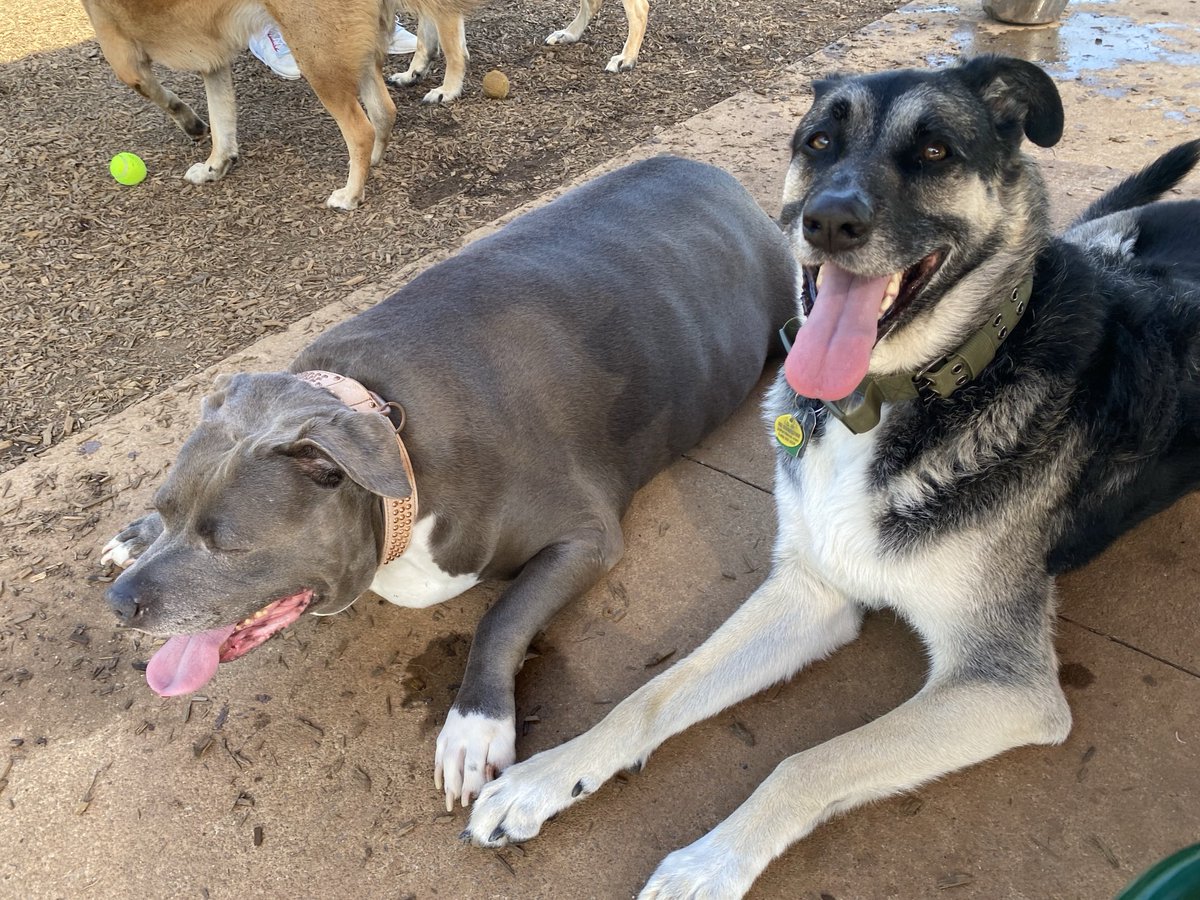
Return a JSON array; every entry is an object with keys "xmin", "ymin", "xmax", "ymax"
[
  {"xmin": 802, "ymin": 192, "xmax": 874, "ymax": 253},
  {"xmin": 106, "ymin": 578, "xmax": 143, "ymax": 625}
]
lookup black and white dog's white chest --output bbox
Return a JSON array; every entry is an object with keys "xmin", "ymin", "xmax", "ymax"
[{"xmin": 769, "ymin": 381, "xmax": 997, "ymax": 613}]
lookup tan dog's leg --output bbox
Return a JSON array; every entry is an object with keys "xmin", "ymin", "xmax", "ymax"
[
  {"xmin": 546, "ymin": 0, "xmax": 604, "ymax": 46},
  {"xmin": 301, "ymin": 59, "xmax": 376, "ymax": 209},
  {"xmin": 388, "ymin": 15, "xmax": 438, "ymax": 87},
  {"xmin": 605, "ymin": 0, "xmax": 648, "ymax": 72},
  {"xmin": 421, "ymin": 13, "xmax": 468, "ymax": 104},
  {"xmin": 96, "ymin": 29, "xmax": 209, "ymax": 140},
  {"xmin": 184, "ymin": 65, "xmax": 238, "ymax": 184},
  {"xmin": 361, "ymin": 67, "xmax": 397, "ymax": 165},
  {"xmin": 546, "ymin": 0, "xmax": 648, "ymax": 72}
]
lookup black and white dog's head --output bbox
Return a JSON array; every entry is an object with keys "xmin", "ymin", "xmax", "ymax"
[{"xmin": 778, "ymin": 55, "xmax": 1064, "ymax": 400}]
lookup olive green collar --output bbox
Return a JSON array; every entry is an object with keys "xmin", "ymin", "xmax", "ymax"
[{"xmin": 780, "ymin": 275, "xmax": 1033, "ymax": 435}]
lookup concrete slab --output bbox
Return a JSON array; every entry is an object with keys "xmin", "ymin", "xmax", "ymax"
[
  {"xmin": 1, "ymin": 459, "xmax": 779, "ymax": 899},
  {"xmin": 687, "ymin": 369, "xmax": 780, "ymax": 494},
  {"xmin": 2, "ymin": 0, "xmax": 1199, "ymax": 897}
]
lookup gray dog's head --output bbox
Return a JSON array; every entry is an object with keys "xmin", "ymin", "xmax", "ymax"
[
  {"xmin": 778, "ymin": 55, "xmax": 1064, "ymax": 400},
  {"xmin": 106, "ymin": 372, "xmax": 411, "ymax": 655}
]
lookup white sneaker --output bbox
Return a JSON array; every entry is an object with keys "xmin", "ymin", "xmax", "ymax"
[
  {"xmin": 388, "ymin": 20, "xmax": 418, "ymax": 55},
  {"xmin": 248, "ymin": 25, "xmax": 302, "ymax": 80}
]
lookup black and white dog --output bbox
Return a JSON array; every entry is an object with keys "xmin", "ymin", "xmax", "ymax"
[{"xmin": 464, "ymin": 56, "xmax": 1200, "ymax": 898}]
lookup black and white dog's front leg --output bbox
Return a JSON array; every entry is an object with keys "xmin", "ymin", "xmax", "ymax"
[
  {"xmin": 639, "ymin": 595, "xmax": 1073, "ymax": 899},
  {"xmin": 435, "ymin": 516, "xmax": 624, "ymax": 810},
  {"xmin": 464, "ymin": 560, "xmax": 863, "ymax": 846}
]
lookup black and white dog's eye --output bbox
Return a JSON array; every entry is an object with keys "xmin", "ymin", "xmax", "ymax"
[
  {"xmin": 807, "ymin": 132, "xmax": 832, "ymax": 151},
  {"xmin": 921, "ymin": 141, "xmax": 950, "ymax": 162}
]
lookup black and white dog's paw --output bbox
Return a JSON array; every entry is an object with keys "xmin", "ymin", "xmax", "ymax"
[
  {"xmin": 100, "ymin": 514, "xmax": 163, "ymax": 569},
  {"xmin": 434, "ymin": 709, "xmax": 516, "ymax": 811},
  {"xmin": 463, "ymin": 741, "xmax": 606, "ymax": 846},
  {"xmin": 639, "ymin": 833, "xmax": 755, "ymax": 900}
]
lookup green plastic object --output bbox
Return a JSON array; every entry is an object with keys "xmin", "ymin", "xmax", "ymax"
[{"xmin": 1116, "ymin": 844, "xmax": 1200, "ymax": 900}]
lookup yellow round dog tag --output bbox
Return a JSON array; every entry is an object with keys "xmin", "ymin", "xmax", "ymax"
[{"xmin": 774, "ymin": 413, "xmax": 806, "ymax": 457}]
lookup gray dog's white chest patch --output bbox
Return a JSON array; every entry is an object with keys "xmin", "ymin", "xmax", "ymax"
[{"xmin": 368, "ymin": 515, "xmax": 480, "ymax": 608}]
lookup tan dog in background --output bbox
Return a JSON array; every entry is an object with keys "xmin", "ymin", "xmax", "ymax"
[
  {"xmin": 391, "ymin": 0, "xmax": 650, "ymax": 104},
  {"xmin": 82, "ymin": 0, "xmax": 401, "ymax": 209}
]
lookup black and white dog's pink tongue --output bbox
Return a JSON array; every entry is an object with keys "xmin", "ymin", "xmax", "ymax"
[
  {"xmin": 145, "ymin": 626, "xmax": 237, "ymax": 697},
  {"xmin": 785, "ymin": 262, "xmax": 891, "ymax": 401}
]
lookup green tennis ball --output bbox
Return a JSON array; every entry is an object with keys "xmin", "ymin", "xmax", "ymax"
[{"xmin": 110, "ymin": 152, "xmax": 147, "ymax": 186}]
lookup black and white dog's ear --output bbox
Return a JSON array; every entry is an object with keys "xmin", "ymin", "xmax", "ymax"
[
  {"xmin": 810, "ymin": 73, "xmax": 846, "ymax": 103},
  {"xmin": 957, "ymin": 54, "xmax": 1064, "ymax": 148},
  {"xmin": 278, "ymin": 410, "xmax": 412, "ymax": 499}
]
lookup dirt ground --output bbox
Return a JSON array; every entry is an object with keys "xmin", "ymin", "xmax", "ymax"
[{"xmin": 0, "ymin": 0, "xmax": 898, "ymax": 472}]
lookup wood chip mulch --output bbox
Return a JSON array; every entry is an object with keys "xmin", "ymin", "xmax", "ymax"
[{"xmin": 0, "ymin": 0, "xmax": 900, "ymax": 472}]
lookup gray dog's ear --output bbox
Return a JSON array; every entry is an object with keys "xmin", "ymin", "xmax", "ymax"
[
  {"xmin": 201, "ymin": 372, "xmax": 241, "ymax": 417},
  {"xmin": 957, "ymin": 54, "xmax": 1064, "ymax": 148},
  {"xmin": 279, "ymin": 410, "xmax": 413, "ymax": 499}
]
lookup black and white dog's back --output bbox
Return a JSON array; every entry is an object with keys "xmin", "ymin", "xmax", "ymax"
[
  {"xmin": 464, "ymin": 57, "xmax": 1200, "ymax": 899},
  {"xmin": 1049, "ymin": 154, "xmax": 1200, "ymax": 572}
]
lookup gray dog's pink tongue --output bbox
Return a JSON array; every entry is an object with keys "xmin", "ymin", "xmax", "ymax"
[
  {"xmin": 145, "ymin": 626, "xmax": 236, "ymax": 697},
  {"xmin": 785, "ymin": 262, "xmax": 891, "ymax": 400}
]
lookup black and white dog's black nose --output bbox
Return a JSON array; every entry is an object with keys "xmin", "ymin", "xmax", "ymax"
[{"xmin": 802, "ymin": 191, "xmax": 874, "ymax": 253}]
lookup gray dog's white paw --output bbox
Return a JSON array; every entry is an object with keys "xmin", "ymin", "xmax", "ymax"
[
  {"xmin": 100, "ymin": 536, "xmax": 138, "ymax": 569},
  {"xmin": 434, "ymin": 709, "xmax": 516, "ymax": 810},
  {"xmin": 100, "ymin": 514, "xmax": 163, "ymax": 569}
]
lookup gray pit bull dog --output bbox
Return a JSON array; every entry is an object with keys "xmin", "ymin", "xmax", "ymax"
[{"xmin": 100, "ymin": 155, "xmax": 796, "ymax": 810}]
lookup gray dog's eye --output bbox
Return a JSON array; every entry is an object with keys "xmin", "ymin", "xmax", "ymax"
[{"xmin": 807, "ymin": 132, "xmax": 832, "ymax": 151}]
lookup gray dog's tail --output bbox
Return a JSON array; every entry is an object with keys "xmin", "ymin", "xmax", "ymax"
[{"xmin": 1073, "ymin": 139, "xmax": 1200, "ymax": 226}]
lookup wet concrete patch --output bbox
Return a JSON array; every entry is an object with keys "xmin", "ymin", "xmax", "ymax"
[{"xmin": 939, "ymin": 10, "xmax": 1200, "ymax": 79}]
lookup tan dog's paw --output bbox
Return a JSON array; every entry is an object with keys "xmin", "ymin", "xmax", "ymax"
[
  {"xmin": 325, "ymin": 187, "xmax": 363, "ymax": 210},
  {"xmin": 421, "ymin": 84, "xmax": 461, "ymax": 105},
  {"xmin": 184, "ymin": 156, "xmax": 235, "ymax": 184},
  {"xmin": 605, "ymin": 52, "xmax": 638, "ymax": 73}
]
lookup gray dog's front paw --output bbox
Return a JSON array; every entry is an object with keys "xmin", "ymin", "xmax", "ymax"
[
  {"xmin": 434, "ymin": 709, "xmax": 516, "ymax": 811},
  {"xmin": 100, "ymin": 513, "xmax": 163, "ymax": 569}
]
